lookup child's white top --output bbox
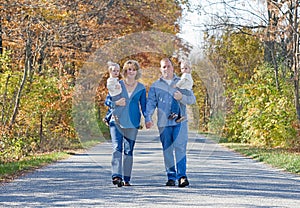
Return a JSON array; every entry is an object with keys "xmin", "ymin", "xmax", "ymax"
[
  {"xmin": 175, "ymin": 73, "xmax": 193, "ymax": 90},
  {"xmin": 107, "ymin": 77, "xmax": 122, "ymax": 96}
]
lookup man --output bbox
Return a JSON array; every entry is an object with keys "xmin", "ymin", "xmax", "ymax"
[{"xmin": 145, "ymin": 58, "xmax": 196, "ymax": 187}]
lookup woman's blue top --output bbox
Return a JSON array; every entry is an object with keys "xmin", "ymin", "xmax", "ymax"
[{"xmin": 105, "ymin": 80, "xmax": 147, "ymax": 129}]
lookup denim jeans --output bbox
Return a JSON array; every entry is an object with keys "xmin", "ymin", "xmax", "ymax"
[
  {"xmin": 109, "ymin": 121, "xmax": 138, "ymax": 183},
  {"xmin": 158, "ymin": 121, "xmax": 188, "ymax": 181}
]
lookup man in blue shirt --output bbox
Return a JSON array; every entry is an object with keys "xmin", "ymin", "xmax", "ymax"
[{"xmin": 145, "ymin": 58, "xmax": 196, "ymax": 187}]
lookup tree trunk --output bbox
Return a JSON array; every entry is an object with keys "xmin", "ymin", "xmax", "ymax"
[
  {"xmin": 39, "ymin": 113, "xmax": 43, "ymax": 147},
  {"xmin": 9, "ymin": 32, "xmax": 32, "ymax": 127},
  {"xmin": 265, "ymin": 0, "xmax": 280, "ymax": 90},
  {"xmin": 1, "ymin": 74, "xmax": 11, "ymax": 125},
  {"xmin": 292, "ymin": 3, "xmax": 300, "ymax": 120},
  {"xmin": 264, "ymin": 41, "xmax": 274, "ymax": 64},
  {"xmin": 0, "ymin": 17, "xmax": 2, "ymax": 55},
  {"xmin": 37, "ymin": 33, "xmax": 48, "ymax": 74}
]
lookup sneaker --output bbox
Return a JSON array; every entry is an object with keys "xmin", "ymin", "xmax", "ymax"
[
  {"xmin": 166, "ymin": 179, "xmax": 176, "ymax": 186},
  {"xmin": 178, "ymin": 177, "xmax": 189, "ymax": 187},
  {"xmin": 168, "ymin": 113, "xmax": 178, "ymax": 120},
  {"xmin": 112, "ymin": 177, "xmax": 123, "ymax": 187},
  {"xmin": 175, "ymin": 116, "xmax": 186, "ymax": 123}
]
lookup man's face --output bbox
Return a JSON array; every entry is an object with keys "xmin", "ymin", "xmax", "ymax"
[{"xmin": 160, "ymin": 59, "xmax": 174, "ymax": 80}]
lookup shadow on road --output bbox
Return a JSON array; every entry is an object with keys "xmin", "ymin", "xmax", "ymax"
[{"xmin": 1, "ymin": 130, "xmax": 300, "ymax": 207}]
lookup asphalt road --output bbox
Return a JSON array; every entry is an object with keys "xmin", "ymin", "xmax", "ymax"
[{"xmin": 1, "ymin": 129, "xmax": 300, "ymax": 208}]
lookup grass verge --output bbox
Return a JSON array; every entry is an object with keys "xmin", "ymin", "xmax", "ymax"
[
  {"xmin": 222, "ymin": 143, "xmax": 300, "ymax": 175},
  {"xmin": 0, "ymin": 139, "xmax": 104, "ymax": 184},
  {"xmin": 1, "ymin": 122, "xmax": 111, "ymax": 184},
  {"xmin": 0, "ymin": 152, "xmax": 70, "ymax": 183}
]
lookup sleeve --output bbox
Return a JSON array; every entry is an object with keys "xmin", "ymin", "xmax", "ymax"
[
  {"xmin": 106, "ymin": 78, "xmax": 114, "ymax": 91},
  {"xmin": 145, "ymin": 85, "xmax": 157, "ymax": 122},
  {"xmin": 139, "ymin": 88, "xmax": 147, "ymax": 119},
  {"xmin": 179, "ymin": 89, "xmax": 196, "ymax": 105},
  {"xmin": 176, "ymin": 73, "xmax": 192, "ymax": 89},
  {"xmin": 175, "ymin": 78, "xmax": 185, "ymax": 88}
]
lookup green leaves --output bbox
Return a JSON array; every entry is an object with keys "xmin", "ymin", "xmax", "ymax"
[{"xmin": 227, "ymin": 65, "xmax": 296, "ymax": 147}]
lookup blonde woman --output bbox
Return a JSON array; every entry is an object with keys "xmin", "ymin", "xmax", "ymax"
[{"xmin": 105, "ymin": 60, "xmax": 146, "ymax": 187}]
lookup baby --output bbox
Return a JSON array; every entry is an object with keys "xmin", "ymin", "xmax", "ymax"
[
  {"xmin": 103, "ymin": 61, "xmax": 122, "ymax": 126},
  {"xmin": 168, "ymin": 60, "xmax": 194, "ymax": 123},
  {"xmin": 106, "ymin": 61, "xmax": 122, "ymax": 97}
]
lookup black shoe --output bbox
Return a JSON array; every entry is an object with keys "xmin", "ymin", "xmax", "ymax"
[
  {"xmin": 102, "ymin": 118, "xmax": 109, "ymax": 126},
  {"xmin": 123, "ymin": 182, "xmax": 131, "ymax": 186},
  {"xmin": 112, "ymin": 177, "xmax": 123, "ymax": 187},
  {"xmin": 166, "ymin": 179, "xmax": 176, "ymax": 186},
  {"xmin": 175, "ymin": 116, "xmax": 186, "ymax": 123},
  {"xmin": 168, "ymin": 113, "xmax": 177, "ymax": 120},
  {"xmin": 178, "ymin": 177, "xmax": 189, "ymax": 187}
]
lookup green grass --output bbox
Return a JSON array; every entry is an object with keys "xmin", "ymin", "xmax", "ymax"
[
  {"xmin": 0, "ymin": 152, "xmax": 70, "ymax": 182},
  {"xmin": 223, "ymin": 143, "xmax": 300, "ymax": 175}
]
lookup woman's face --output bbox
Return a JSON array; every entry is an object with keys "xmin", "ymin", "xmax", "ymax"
[{"xmin": 125, "ymin": 65, "xmax": 137, "ymax": 79}]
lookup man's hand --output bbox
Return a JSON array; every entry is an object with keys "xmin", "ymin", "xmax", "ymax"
[
  {"xmin": 115, "ymin": 98, "xmax": 126, "ymax": 106},
  {"xmin": 174, "ymin": 91, "xmax": 183, "ymax": 100}
]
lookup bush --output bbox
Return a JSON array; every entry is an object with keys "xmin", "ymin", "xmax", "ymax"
[{"xmin": 225, "ymin": 64, "xmax": 297, "ymax": 147}]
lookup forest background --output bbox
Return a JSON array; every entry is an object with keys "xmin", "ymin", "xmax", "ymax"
[{"xmin": 0, "ymin": 0, "xmax": 300, "ymax": 164}]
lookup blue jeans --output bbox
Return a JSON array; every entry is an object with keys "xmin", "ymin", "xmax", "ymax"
[
  {"xmin": 109, "ymin": 121, "xmax": 138, "ymax": 182},
  {"xmin": 170, "ymin": 97, "xmax": 180, "ymax": 116},
  {"xmin": 158, "ymin": 122, "xmax": 188, "ymax": 181}
]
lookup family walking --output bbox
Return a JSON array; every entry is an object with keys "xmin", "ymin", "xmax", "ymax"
[{"xmin": 104, "ymin": 58, "xmax": 196, "ymax": 187}]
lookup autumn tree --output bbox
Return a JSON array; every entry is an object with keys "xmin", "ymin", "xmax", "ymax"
[
  {"xmin": 195, "ymin": 0, "xmax": 300, "ymax": 147},
  {"xmin": 197, "ymin": 0, "xmax": 300, "ymax": 120},
  {"xmin": 0, "ymin": 0, "xmax": 187, "ymax": 162}
]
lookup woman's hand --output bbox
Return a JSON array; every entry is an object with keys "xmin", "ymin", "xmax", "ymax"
[{"xmin": 115, "ymin": 98, "xmax": 126, "ymax": 106}]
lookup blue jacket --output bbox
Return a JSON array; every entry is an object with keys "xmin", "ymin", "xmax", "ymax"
[
  {"xmin": 145, "ymin": 75, "xmax": 196, "ymax": 127},
  {"xmin": 105, "ymin": 80, "xmax": 147, "ymax": 129}
]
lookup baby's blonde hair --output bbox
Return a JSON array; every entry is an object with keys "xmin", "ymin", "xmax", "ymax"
[{"xmin": 107, "ymin": 61, "xmax": 120, "ymax": 71}]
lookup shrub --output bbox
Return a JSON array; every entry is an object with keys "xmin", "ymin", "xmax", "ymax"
[{"xmin": 226, "ymin": 64, "xmax": 297, "ymax": 147}]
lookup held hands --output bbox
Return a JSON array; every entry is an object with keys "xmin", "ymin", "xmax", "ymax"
[
  {"xmin": 174, "ymin": 91, "xmax": 183, "ymax": 100},
  {"xmin": 115, "ymin": 98, "xmax": 126, "ymax": 106},
  {"xmin": 145, "ymin": 121, "xmax": 153, "ymax": 129}
]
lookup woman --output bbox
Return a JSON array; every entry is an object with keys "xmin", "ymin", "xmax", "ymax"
[{"xmin": 105, "ymin": 60, "xmax": 147, "ymax": 187}]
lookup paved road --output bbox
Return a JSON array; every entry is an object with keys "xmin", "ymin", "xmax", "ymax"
[{"xmin": 1, "ymin": 129, "xmax": 300, "ymax": 208}]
